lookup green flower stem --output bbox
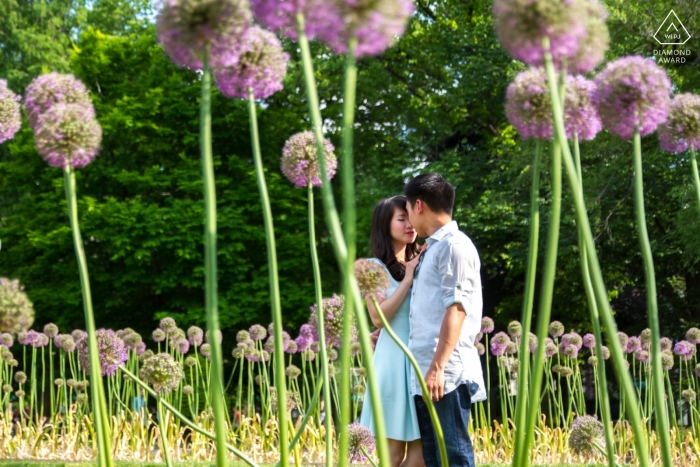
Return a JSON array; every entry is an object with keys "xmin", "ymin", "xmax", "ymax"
[
  {"xmin": 633, "ymin": 127, "xmax": 673, "ymax": 467},
  {"xmin": 511, "ymin": 139, "xmax": 542, "ymax": 467},
  {"xmin": 247, "ymin": 88, "xmax": 289, "ymax": 467},
  {"xmin": 573, "ymin": 133, "xmax": 616, "ymax": 467},
  {"xmin": 295, "ymin": 14, "xmax": 390, "ymax": 467},
  {"xmin": 63, "ymin": 165, "xmax": 113, "ymax": 467},
  {"xmin": 541, "ymin": 36, "xmax": 650, "ymax": 467},
  {"xmin": 199, "ymin": 47, "xmax": 227, "ymax": 467},
  {"xmin": 691, "ymin": 146, "xmax": 700, "ymax": 218},
  {"xmin": 370, "ymin": 296, "xmax": 449, "ymax": 467},
  {"xmin": 119, "ymin": 366, "xmax": 259, "ymax": 467},
  {"xmin": 521, "ymin": 134, "xmax": 562, "ymax": 467},
  {"xmin": 156, "ymin": 398, "xmax": 173, "ymax": 467},
  {"xmin": 307, "ymin": 181, "xmax": 334, "ymax": 467}
]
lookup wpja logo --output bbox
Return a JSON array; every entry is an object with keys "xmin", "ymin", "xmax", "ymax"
[{"xmin": 653, "ymin": 10, "xmax": 692, "ymax": 64}]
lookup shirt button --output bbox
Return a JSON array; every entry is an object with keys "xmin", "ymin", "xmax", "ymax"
[{"xmin": 409, "ymin": 335, "xmax": 412, "ymax": 340}]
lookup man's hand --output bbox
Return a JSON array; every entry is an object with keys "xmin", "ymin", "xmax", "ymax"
[
  {"xmin": 370, "ymin": 329, "xmax": 381, "ymax": 351},
  {"xmin": 424, "ymin": 364, "xmax": 445, "ymax": 402}
]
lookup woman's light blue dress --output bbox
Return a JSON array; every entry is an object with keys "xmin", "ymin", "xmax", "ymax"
[{"xmin": 359, "ymin": 258, "xmax": 421, "ymax": 441}]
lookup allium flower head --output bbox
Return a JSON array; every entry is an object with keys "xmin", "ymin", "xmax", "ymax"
[
  {"xmin": 640, "ymin": 328, "xmax": 652, "ymax": 348},
  {"xmin": 634, "ymin": 349, "xmax": 649, "ymax": 363},
  {"xmin": 617, "ymin": 332, "xmax": 629, "ymax": 350},
  {"xmin": 15, "ymin": 371, "xmax": 27, "ymax": 384},
  {"xmin": 250, "ymin": 0, "xmax": 332, "ymax": 40},
  {"xmin": 507, "ymin": 320, "xmax": 522, "ymax": 339},
  {"xmin": 16, "ymin": 390, "xmax": 26, "ymax": 398},
  {"xmin": 286, "ymin": 339, "xmax": 298, "ymax": 354},
  {"xmin": 316, "ymin": 0, "xmax": 415, "ymax": 58},
  {"xmin": 568, "ymin": 0, "xmax": 609, "ymax": 73},
  {"xmin": 583, "ymin": 333, "xmax": 596, "ymax": 349},
  {"xmin": 660, "ymin": 337, "xmax": 673, "ymax": 352},
  {"xmin": 182, "ymin": 384, "xmax": 194, "ymax": 395},
  {"xmin": 281, "ymin": 131, "xmax": 337, "ymax": 188},
  {"xmin": 0, "ymin": 332, "xmax": 13, "ymax": 347},
  {"xmin": 355, "ymin": 258, "xmax": 390, "ymax": 301},
  {"xmin": 285, "ymin": 364, "xmax": 301, "ymax": 379},
  {"xmin": 152, "ymin": 329, "xmax": 166, "ymax": 342},
  {"xmin": 0, "ymin": 278, "xmax": 35, "ymax": 335},
  {"xmin": 505, "ymin": 341, "xmax": 518, "ymax": 355},
  {"xmin": 592, "ymin": 56, "xmax": 672, "ymax": 139},
  {"xmin": 236, "ymin": 330, "xmax": 250, "ymax": 343},
  {"xmin": 626, "ymin": 335, "xmax": 641, "ymax": 353},
  {"xmin": 0, "ymin": 80, "xmax": 21, "ymax": 143},
  {"xmin": 24, "ymin": 73, "xmax": 93, "ymax": 130},
  {"xmin": 32, "ymin": 333, "xmax": 50, "ymax": 348},
  {"xmin": 685, "ymin": 327, "xmax": 700, "ymax": 345},
  {"xmin": 185, "ymin": 355, "xmax": 197, "ymax": 367},
  {"xmin": 490, "ymin": 331, "xmax": 511, "ymax": 356},
  {"xmin": 564, "ymin": 75, "xmax": 602, "ymax": 140},
  {"xmin": 674, "ymin": 340, "xmax": 693, "ymax": 357},
  {"xmin": 552, "ymin": 364, "xmax": 573, "ymax": 377},
  {"xmin": 481, "ymin": 316, "xmax": 495, "ymax": 333},
  {"xmin": 299, "ymin": 324, "xmax": 314, "ymax": 338},
  {"xmin": 33, "ymin": 103, "xmax": 102, "ymax": 168},
  {"xmin": 214, "ymin": 26, "xmax": 289, "ymax": 99},
  {"xmin": 562, "ymin": 332, "xmax": 583, "ymax": 350},
  {"xmin": 569, "ymin": 415, "xmax": 604, "ymax": 455},
  {"xmin": 72, "ymin": 329, "xmax": 87, "ymax": 342},
  {"xmin": 77, "ymin": 329, "xmax": 128, "ymax": 376},
  {"xmin": 505, "ymin": 67, "xmax": 553, "ymax": 139},
  {"xmin": 476, "ymin": 342, "xmax": 485, "ymax": 356},
  {"xmin": 200, "ymin": 343, "xmax": 211, "ymax": 359},
  {"xmin": 347, "ymin": 422, "xmax": 376, "ymax": 462},
  {"xmin": 159, "ymin": 317, "xmax": 177, "ymax": 332},
  {"xmin": 187, "ymin": 326, "xmax": 204, "ymax": 346},
  {"xmin": 528, "ymin": 332, "xmax": 538, "ymax": 353},
  {"xmin": 55, "ymin": 334, "xmax": 76, "ymax": 352},
  {"xmin": 588, "ymin": 355, "xmax": 598, "ymax": 366},
  {"xmin": 549, "ymin": 321, "xmax": 565, "ymax": 337},
  {"xmin": 682, "ymin": 388, "xmax": 697, "ymax": 402},
  {"xmin": 308, "ymin": 293, "xmax": 350, "ymax": 348},
  {"xmin": 493, "ymin": 0, "xmax": 588, "ymax": 67},
  {"xmin": 2, "ymin": 384, "xmax": 12, "ymax": 394},
  {"xmin": 695, "ymin": 363, "xmax": 700, "ymax": 377},
  {"xmin": 350, "ymin": 341, "xmax": 362, "ymax": 357},
  {"xmin": 658, "ymin": 94, "xmax": 700, "ymax": 153},
  {"xmin": 661, "ymin": 351, "xmax": 674, "ymax": 370},
  {"xmin": 140, "ymin": 353, "xmax": 184, "ymax": 395},
  {"xmin": 264, "ymin": 336, "xmax": 275, "ymax": 353},
  {"xmin": 249, "ymin": 324, "xmax": 267, "ymax": 341},
  {"xmin": 43, "ymin": 323, "xmax": 59, "ymax": 338},
  {"xmin": 176, "ymin": 338, "xmax": 190, "ymax": 354},
  {"xmin": 156, "ymin": 0, "xmax": 252, "ymax": 70},
  {"xmin": 562, "ymin": 344, "xmax": 579, "ymax": 359},
  {"xmin": 545, "ymin": 339, "xmax": 559, "ymax": 358},
  {"xmin": 1, "ymin": 347, "xmax": 13, "ymax": 362}
]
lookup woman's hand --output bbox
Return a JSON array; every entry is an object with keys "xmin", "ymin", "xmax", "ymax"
[{"xmin": 404, "ymin": 249, "xmax": 423, "ymax": 282}]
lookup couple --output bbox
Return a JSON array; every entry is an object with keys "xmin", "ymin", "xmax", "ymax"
[{"xmin": 359, "ymin": 173, "xmax": 486, "ymax": 467}]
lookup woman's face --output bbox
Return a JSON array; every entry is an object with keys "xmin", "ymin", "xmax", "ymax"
[{"xmin": 390, "ymin": 207, "xmax": 417, "ymax": 246}]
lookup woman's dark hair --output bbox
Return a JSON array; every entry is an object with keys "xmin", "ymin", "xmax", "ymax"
[{"xmin": 370, "ymin": 196, "xmax": 420, "ymax": 281}]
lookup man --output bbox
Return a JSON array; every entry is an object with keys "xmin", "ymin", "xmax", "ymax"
[{"xmin": 404, "ymin": 172, "xmax": 486, "ymax": 467}]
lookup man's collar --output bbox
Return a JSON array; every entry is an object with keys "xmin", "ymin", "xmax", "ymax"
[{"xmin": 426, "ymin": 220, "xmax": 458, "ymax": 244}]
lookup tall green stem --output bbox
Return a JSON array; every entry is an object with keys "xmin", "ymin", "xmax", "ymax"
[
  {"xmin": 633, "ymin": 127, "xmax": 673, "ymax": 467},
  {"xmin": 199, "ymin": 47, "xmax": 228, "ymax": 467},
  {"xmin": 511, "ymin": 139, "xmax": 542, "ymax": 467},
  {"xmin": 573, "ymin": 133, "xmax": 616, "ymax": 467},
  {"xmin": 247, "ymin": 88, "xmax": 289, "ymax": 466},
  {"xmin": 63, "ymin": 166, "xmax": 112, "ymax": 467},
  {"xmin": 690, "ymin": 146, "xmax": 700, "ymax": 219},
  {"xmin": 308, "ymin": 182, "xmax": 334, "ymax": 467},
  {"xmin": 157, "ymin": 399, "xmax": 173, "ymax": 467},
  {"xmin": 541, "ymin": 36, "xmax": 650, "ymax": 467}
]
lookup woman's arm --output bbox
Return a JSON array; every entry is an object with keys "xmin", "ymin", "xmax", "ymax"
[{"xmin": 365, "ymin": 253, "xmax": 422, "ymax": 328}]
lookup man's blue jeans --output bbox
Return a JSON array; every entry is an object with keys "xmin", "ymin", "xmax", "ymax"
[{"xmin": 414, "ymin": 383, "xmax": 475, "ymax": 467}]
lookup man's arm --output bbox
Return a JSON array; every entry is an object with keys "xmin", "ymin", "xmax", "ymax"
[{"xmin": 424, "ymin": 303, "xmax": 466, "ymax": 401}]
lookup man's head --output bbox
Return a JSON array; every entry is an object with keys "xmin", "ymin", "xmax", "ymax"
[{"xmin": 404, "ymin": 172, "xmax": 455, "ymax": 237}]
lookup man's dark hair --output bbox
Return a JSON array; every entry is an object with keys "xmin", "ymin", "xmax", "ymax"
[{"xmin": 404, "ymin": 172, "xmax": 455, "ymax": 215}]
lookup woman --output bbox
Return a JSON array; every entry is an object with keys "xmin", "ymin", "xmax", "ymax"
[{"xmin": 359, "ymin": 195, "xmax": 425, "ymax": 467}]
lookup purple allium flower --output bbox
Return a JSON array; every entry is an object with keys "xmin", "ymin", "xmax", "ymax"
[
  {"xmin": 249, "ymin": 324, "xmax": 267, "ymax": 341},
  {"xmin": 528, "ymin": 332, "xmax": 538, "ymax": 353},
  {"xmin": 660, "ymin": 337, "xmax": 673, "ymax": 352},
  {"xmin": 244, "ymin": 347, "xmax": 259, "ymax": 362},
  {"xmin": 562, "ymin": 344, "xmax": 579, "ymax": 359},
  {"xmin": 658, "ymin": 94, "xmax": 700, "ymax": 153},
  {"xmin": 347, "ymin": 422, "xmax": 375, "ymax": 462},
  {"xmin": 159, "ymin": 317, "xmax": 177, "ymax": 332},
  {"xmin": 176, "ymin": 338, "xmax": 190, "ymax": 354},
  {"xmin": 685, "ymin": 327, "xmax": 700, "ymax": 345},
  {"xmin": 0, "ymin": 278, "xmax": 35, "ymax": 335},
  {"xmin": 236, "ymin": 330, "xmax": 250, "ymax": 343},
  {"xmin": 545, "ymin": 339, "xmax": 559, "ymax": 358},
  {"xmin": 308, "ymin": 293, "xmax": 348, "ymax": 348},
  {"xmin": 123, "ymin": 332, "xmax": 143, "ymax": 350},
  {"xmin": 71, "ymin": 329, "xmax": 87, "ymax": 342},
  {"xmin": 481, "ymin": 316, "xmax": 495, "ymax": 334},
  {"xmin": 549, "ymin": 321, "xmax": 565, "ymax": 338},
  {"xmin": 476, "ymin": 342, "xmax": 485, "ymax": 356},
  {"xmin": 476, "ymin": 332, "xmax": 483, "ymax": 343},
  {"xmin": 617, "ymin": 332, "xmax": 629, "ymax": 351},
  {"xmin": 327, "ymin": 348, "xmax": 338, "ymax": 361},
  {"xmin": 187, "ymin": 326, "xmax": 204, "ymax": 346},
  {"xmin": 564, "ymin": 75, "xmax": 602, "ymax": 140},
  {"xmin": 569, "ymin": 415, "xmax": 604, "ymax": 455},
  {"xmin": 302, "ymin": 349, "xmax": 315, "ymax": 362},
  {"xmin": 681, "ymin": 343, "xmax": 697, "ymax": 361},
  {"xmin": 507, "ymin": 320, "xmax": 522, "ymax": 339},
  {"xmin": 493, "ymin": 0, "xmax": 588, "ymax": 67},
  {"xmin": 294, "ymin": 335, "xmax": 310, "ymax": 352},
  {"xmin": 0, "ymin": 80, "xmax": 21, "ymax": 143},
  {"xmin": 214, "ymin": 26, "xmax": 289, "ymax": 100},
  {"xmin": 639, "ymin": 328, "xmax": 652, "ymax": 349},
  {"xmin": 134, "ymin": 341, "xmax": 146, "ymax": 355},
  {"xmin": 22, "ymin": 329, "xmax": 40, "ymax": 346},
  {"xmin": 55, "ymin": 334, "xmax": 76, "ymax": 353},
  {"xmin": 205, "ymin": 329, "xmax": 222, "ymax": 344},
  {"xmin": 24, "ymin": 73, "xmax": 93, "ymax": 130},
  {"xmin": 592, "ymin": 56, "xmax": 672, "ymax": 139},
  {"xmin": 355, "ymin": 258, "xmax": 390, "ymax": 301},
  {"xmin": 0, "ymin": 332, "xmax": 13, "ymax": 347},
  {"xmin": 33, "ymin": 103, "xmax": 102, "ymax": 169},
  {"xmin": 43, "ymin": 323, "xmax": 59, "ymax": 338},
  {"xmin": 568, "ymin": 0, "xmax": 609, "ymax": 74},
  {"xmin": 139, "ymin": 352, "xmax": 184, "ymax": 395},
  {"xmin": 505, "ymin": 67, "xmax": 553, "ymax": 140},
  {"xmin": 505, "ymin": 341, "xmax": 518, "ymax": 355},
  {"xmin": 695, "ymin": 363, "xmax": 700, "ymax": 377},
  {"xmin": 200, "ymin": 343, "xmax": 211, "ymax": 359},
  {"xmin": 661, "ymin": 351, "xmax": 674, "ymax": 371},
  {"xmin": 673, "ymin": 340, "xmax": 693, "ymax": 357},
  {"xmin": 32, "ymin": 333, "xmax": 50, "ymax": 348},
  {"xmin": 583, "ymin": 333, "xmax": 596, "ymax": 349},
  {"xmin": 77, "ymin": 329, "xmax": 128, "ymax": 376},
  {"xmin": 156, "ymin": 0, "xmax": 252, "ymax": 70},
  {"xmin": 286, "ymin": 339, "xmax": 298, "ymax": 354},
  {"xmin": 562, "ymin": 332, "xmax": 583, "ymax": 350},
  {"xmin": 626, "ymin": 336, "xmax": 641, "ymax": 353},
  {"xmin": 250, "ymin": 0, "xmax": 333, "ymax": 40},
  {"xmin": 634, "ymin": 349, "xmax": 649, "ymax": 363},
  {"xmin": 490, "ymin": 331, "xmax": 511, "ymax": 356},
  {"xmin": 152, "ymin": 329, "xmax": 166, "ymax": 343},
  {"xmin": 299, "ymin": 324, "xmax": 315, "ymax": 339},
  {"xmin": 281, "ymin": 131, "xmax": 337, "ymax": 188},
  {"xmin": 315, "ymin": 0, "xmax": 415, "ymax": 58},
  {"xmin": 264, "ymin": 336, "xmax": 275, "ymax": 353}
]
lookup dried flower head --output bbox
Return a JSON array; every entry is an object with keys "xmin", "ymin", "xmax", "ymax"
[
  {"xmin": 33, "ymin": 103, "xmax": 102, "ymax": 168},
  {"xmin": 16, "ymin": 390, "xmax": 26, "ymax": 398},
  {"xmin": 0, "ymin": 80, "xmax": 21, "ymax": 143},
  {"xmin": 0, "ymin": 278, "xmax": 35, "ymax": 335},
  {"xmin": 569, "ymin": 415, "xmax": 604, "ymax": 455},
  {"xmin": 281, "ymin": 131, "xmax": 337, "ymax": 188},
  {"xmin": 549, "ymin": 321, "xmax": 565, "ymax": 338},
  {"xmin": 214, "ymin": 26, "xmax": 289, "ymax": 99},
  {"xmin": 156, "ymin": 0, "xmax": 252, "ymax": 70},
  {"xmin": 481, "ymin": 316, "xmax": 495, "ymax": 333},
  {"xmin": 54, "ymin": 378, "xmax": 64, "ymax": 387},
  {"xmin": 505, "ymin": 67, "xmax": 553, "ymax": 140},
  {"xmin": 140, "ymin": 353, "xmax": 184, "ymax": 395},
  {"xmin": 658, "ymin": 94, "xmax": 700, "ymax": 153},
  {"xmin": 77, "ymin": 329, "xmax": 128, "ymax": 376},
  {"xmin": 347, "ymin": 422, "xmax": 376, "ymax": 462},
  {"xmin": 592, "ymin": 56, "xmax": 672, "ymax": 139},
  {"xmin": 564, "ymin": 75, "xmax": 602, "ymax": 140},
  {"xmin": 2, "ymin": 384, "xmax": 12, "ymax": 394},
  {"xmin": 493, "ymin": 0, "xmax": 588, "ymax": 67},
  {"xmin": 355, "ymin": 258, "xmax": 390, "ymax": 301},
  {"xmin": 24, "ymin": 73, "xmax": 93, "ymax": 130}
]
